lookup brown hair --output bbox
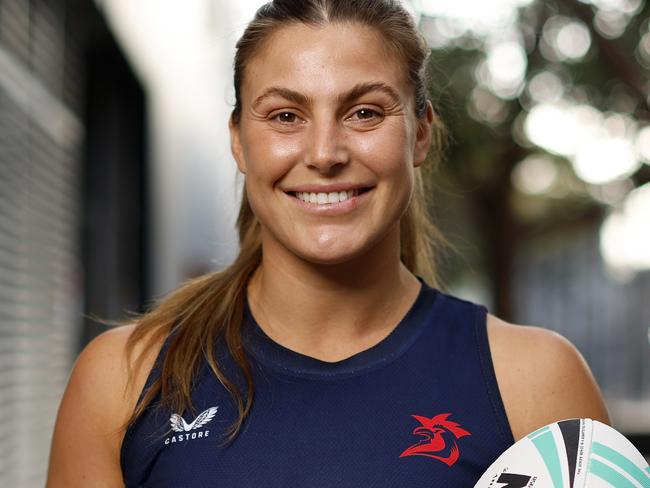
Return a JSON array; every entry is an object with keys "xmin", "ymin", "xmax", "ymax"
[{"xmin": 125, "ymin": 0, "xmax": 447, "ymax": 441}]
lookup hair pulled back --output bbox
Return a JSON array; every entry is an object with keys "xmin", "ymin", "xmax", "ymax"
[{"xmin": 126, "ymin": 0, "xmax": 446, "ymax": 441}]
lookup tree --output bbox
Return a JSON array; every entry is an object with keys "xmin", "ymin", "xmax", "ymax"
[{"xmin": 421, "ymin": 0, "xmax": 650, "ymax": 318}]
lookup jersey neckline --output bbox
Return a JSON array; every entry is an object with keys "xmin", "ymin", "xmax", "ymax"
[{"xmin": 242, "ymin": 280, "xmax": 440, "ymax": 379}]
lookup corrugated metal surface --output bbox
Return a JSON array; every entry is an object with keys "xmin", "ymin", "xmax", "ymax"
[{"xmin": 0, "ymin": 0, "xmax": 84, "ymax": 484}]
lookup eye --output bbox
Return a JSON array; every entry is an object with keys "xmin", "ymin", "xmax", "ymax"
[
  {"xmin": 357, "ymin": 109, "xmax": 377, "ymax": 119},
  {"xmin": 273, "ymin": 111, "xmax": 299, "ymax": 124},
  {"xmin": 347, "ymin": 108, "xmax": 383, "ymax": 123}
]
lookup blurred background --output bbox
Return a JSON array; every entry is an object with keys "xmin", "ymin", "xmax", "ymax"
[{"xmin": 0, "ymin": 0, "xmax": 648, "ymax": 484}]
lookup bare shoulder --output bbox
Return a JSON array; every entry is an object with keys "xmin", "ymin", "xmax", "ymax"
[
  {"xmin": 487, "ymin": 314, "xmax": 610, "ymax": 441},
  {"xmin": 47, "ymin": 324, "xmax": 165, "ymax": 487}
]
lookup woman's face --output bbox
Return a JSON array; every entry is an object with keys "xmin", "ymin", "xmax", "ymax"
[{"xmin": 230, "ymin": 22, "xmax": 433, "ymax": 267}]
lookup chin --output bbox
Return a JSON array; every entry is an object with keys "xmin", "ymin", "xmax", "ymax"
[
  {"xmin": 261, "ymin": 222, "xmax": 399, "ymax": 269},
  {"xmin": 295, "ymin": 247, "xmax": 362, "ymax": 267},
  {"xmin": 292, "ymin": 235, "xmax": 391, "ymax": 268}
]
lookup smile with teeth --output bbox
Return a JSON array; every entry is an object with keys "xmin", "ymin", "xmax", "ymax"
[{"xmin": 292, "ymin": 189, "xmax": 363, "ymax": 204}]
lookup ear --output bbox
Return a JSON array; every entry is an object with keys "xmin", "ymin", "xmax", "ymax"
[
  {"xmin": 413, "ymin": 101, "xmax": 435, "ymax": 167},
  {"xmin": 229, "ymin": 117, "xmax": 247, "ymax": 174}
]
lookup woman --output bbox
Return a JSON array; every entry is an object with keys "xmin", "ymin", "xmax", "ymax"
[{"xmin": 47, "ymin": 0, "xmax": 609, "ymax": 486}]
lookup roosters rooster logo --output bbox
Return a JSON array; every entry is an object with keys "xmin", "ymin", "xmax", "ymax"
[{"xmin": 400, "ymin": 412, "xmax": 471, "ymax": 467}]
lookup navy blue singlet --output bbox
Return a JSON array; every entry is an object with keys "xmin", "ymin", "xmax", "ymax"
[{"xmin": 121, "ymin": 283, "xmax": 514, "ymax": 487}]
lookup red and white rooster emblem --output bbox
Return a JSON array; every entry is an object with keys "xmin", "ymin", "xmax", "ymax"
[{"xmin": 400, "ymin": 412, "xmax": 471, "ymax": 467}]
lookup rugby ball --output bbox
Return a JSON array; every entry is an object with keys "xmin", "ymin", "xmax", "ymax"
[{"xmin": 474, "ymin": 419, "xmax": 650, "ymax": 487}]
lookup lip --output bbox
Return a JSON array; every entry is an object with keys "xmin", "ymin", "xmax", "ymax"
[{"xmin": 284, "ymin": 187, "xmax": 373, "ymax": 215}]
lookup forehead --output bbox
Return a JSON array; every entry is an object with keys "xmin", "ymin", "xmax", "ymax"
[{"xmin": 241, "ymin": 22, "xmax": 411, "ymax": 102}]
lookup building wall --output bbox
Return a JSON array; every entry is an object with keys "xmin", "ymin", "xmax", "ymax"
[
  {"xmin": 98, "ymin": 0, "xmax": 261, "ymax": 295},
  {"xmin": 0, "ymin": 0, "xmax": 83, "ymax": 484},
  {"xmin": 0, "ymin": 0, "xmax": 145, "ymax": 484}
]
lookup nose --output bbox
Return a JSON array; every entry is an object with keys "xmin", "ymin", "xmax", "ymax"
[{"xmin": 304, "ymin": 117, "xmax": 349, "ymax": 173}]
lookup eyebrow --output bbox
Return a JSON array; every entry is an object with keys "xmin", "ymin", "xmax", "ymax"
[
  {"xmin": 251, "ymin": 82, "xmax": 402, "ymax": 110},
  {"xmin": 338, "ymin": 82, "xmax": 402, "ymax": 106},
  {"xmin": 252, "ymin": 87, "xmax": 311, "ymax": 109}
]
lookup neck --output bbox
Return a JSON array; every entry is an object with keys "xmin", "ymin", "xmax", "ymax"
[{"xmin": 246, "ymin": 230, "xmax": 421, "ymax": 362}]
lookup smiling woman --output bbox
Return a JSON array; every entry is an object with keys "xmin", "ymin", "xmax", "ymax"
[
  {"xmin": 46, "ymin": 1, "xmax": 609, "ymax": 487},
  {"xmin": 230, "ymin": 21, "xmax": 429, "ymax": 266}
]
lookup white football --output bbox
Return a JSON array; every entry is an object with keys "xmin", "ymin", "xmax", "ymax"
[{"xmin": 474, "ymin": 418, "xmax": 650, "ymax": 487}]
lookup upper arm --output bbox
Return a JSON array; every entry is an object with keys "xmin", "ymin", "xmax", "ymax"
[
  {"xmin": 46, "ymin": 325, "xmax": 156, "ymax": 488},
  {"xmin": 488, "ymin": 315, "xmax": 610, "ymax": 441}
]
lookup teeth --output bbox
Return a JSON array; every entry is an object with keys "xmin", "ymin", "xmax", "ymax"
[{"xmin": 295, "ymin": 190, "xmax": 359, "ymax": 204}]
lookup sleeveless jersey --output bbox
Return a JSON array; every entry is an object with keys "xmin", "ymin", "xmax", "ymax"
[{"xmin": 121, "ymin": 283, "xmax": 514, "ymax": 487}]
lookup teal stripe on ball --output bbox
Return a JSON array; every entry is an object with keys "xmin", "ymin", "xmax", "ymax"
[
  {"xmin": 531, "ymin": 431, "xmax": 564, "ymax": 488},
  {"xmin": 528, "ymin": 425, "xmax": 551, "ymax": 440},
  {"xmin": 589, "ymin": 458, "xmax": 638, "ymax": 487},
  {"xmin": 592, "ymin": 442, "xmax": 650, "ymax": 488}
]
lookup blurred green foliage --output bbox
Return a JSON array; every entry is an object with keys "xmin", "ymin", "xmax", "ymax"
[{"xmin": 420, "ymin": 0, "xmax": 650, "ymax": 315}]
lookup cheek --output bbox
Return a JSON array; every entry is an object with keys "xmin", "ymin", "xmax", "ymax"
[
  {"xmin": 242, "ymin": 130, "xmax": 302, "ymax": 182},
  {"xmin": 356, "ymin": 124, "xmax": 412, "ymax": 164},
  {"xmin": 265, "ymin": 132, "xmax": 303, "ymax": 160}
]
